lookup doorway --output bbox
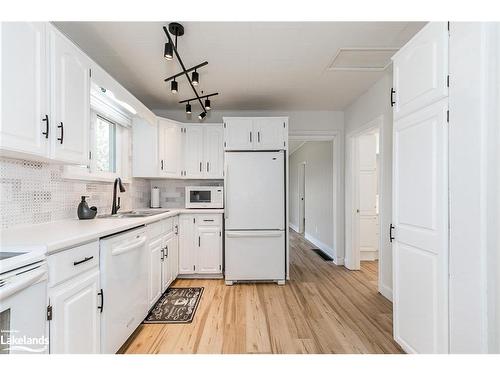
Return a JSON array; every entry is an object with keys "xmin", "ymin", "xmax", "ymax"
[
  {"xmin": 298, "ymin": 162, "xmax": 306, "ymax": 234},
  {"xmin": 345, "ymin": 116, "xmax": 386, "ymax": 296}
]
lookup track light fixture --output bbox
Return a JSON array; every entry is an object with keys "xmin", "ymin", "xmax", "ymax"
[
  {"xmin": 164, "ymin": 42, "xmax": 173, "ymax": 60},
  {"xmin": 192, "ymin": 70, "xmax": 199, "ymax": 86},
  {"xmin": 171, "ymin": 79, "xmax": 178, "ymax": 94},
  {"xmin": 162, "ymin": 22, "xmax": 219, "ymax": 120}
]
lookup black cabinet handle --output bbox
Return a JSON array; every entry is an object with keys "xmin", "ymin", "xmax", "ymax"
[
  {"xmin": 258, "ymin": 131, "xmax": 260, "ymax": 143},
  {"xmin": 389, "ymin": 224, "xmax": 395, "ymax": 243},
  {"xmin": 73, "ymin": 256, "xmax": 93, "ymax": 266},
  {"xmin": 98, "ymin": 289, "xmax": 104, "ymax": 313},
  {"xmin": 161, "ymin": 160, "xmax": 164, "ymax": 170},
  {"xmin": 175, "ymin": 225, "xmax": 178, "ymax": 235},
  {"xmin": 390, "ymin": 88, "xmax": 396, "ymax": 107},
  {"xmin": 249, "ymin": 132, "xmax": 252, "ymax": 142},
  {"xmin": 206, "ymin": 162, "xmax": 209, "ymax": 172},
  {"xmin": 165, "ymin": 245, "xmax": 168, "ymax": 258},
  {"xmin": 161, "ymin": 248, "xmax": 164, "ymax": 261},
  {"xmin": 198, "ymin": 236, "xmax": 200, "ymax": 247},
  {"xmin": 203, "ymin": 219, "xmax": 214, "ymax": 222},
  {"xmin": 57, "ymin": 122, "xmax": 64, "ymax": 144},
  {"xmin": 200, "ymin": 162, "xmax": 202, "ymax": 172},
  {"xmin": 42, "ymin": 115, "xmax": 49, "ymax": 138}
]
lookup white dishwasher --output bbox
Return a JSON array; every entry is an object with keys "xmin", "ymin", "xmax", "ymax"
[{"xmin": 100, "ymin": 226, "xmax": 148, "ymax": 354}]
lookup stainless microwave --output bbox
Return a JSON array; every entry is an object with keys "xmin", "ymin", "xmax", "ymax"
[{"xmin": 185, "ymin": 186, "xmax": 224, "ymax": 209}]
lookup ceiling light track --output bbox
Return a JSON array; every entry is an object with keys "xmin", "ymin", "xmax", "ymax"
[{"xmin": 162, "ymin": 22, "xmax": 217, "ymax": 119}]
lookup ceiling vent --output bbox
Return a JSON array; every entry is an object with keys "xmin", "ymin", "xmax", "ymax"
[{"xmin": 328, "ymin": 48, "xmax": 398, "ymax": 72}]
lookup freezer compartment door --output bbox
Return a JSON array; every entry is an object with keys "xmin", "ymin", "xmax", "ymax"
[
  {"xmin": 225, "ymin": 151, "xmax": 284, "ymax": 230},
  {"xmin": 225, "ymin": 230, "xmax": 285, "ymax": 281}
]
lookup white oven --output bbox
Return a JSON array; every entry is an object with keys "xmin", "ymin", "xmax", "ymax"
[{"xmin": 185, "ymin": 186, "xmax": 223, "ymax": 209}]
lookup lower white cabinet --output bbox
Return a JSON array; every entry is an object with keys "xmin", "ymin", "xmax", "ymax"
[
  {"xmin": 47, "ymin": 240, "xmax": 101, "ymax": 354},
  {"xmin": 147, "ymin": 216, "xmax": 179, "ymax": 309},
  {"xmin": 178, "ymin": 214, "xmax": 223, "ymax": 275}
]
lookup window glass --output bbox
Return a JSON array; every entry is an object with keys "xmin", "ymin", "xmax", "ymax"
[{"xmin": 94, "ymin": 115, "xmax": 116, "ymax": 173}]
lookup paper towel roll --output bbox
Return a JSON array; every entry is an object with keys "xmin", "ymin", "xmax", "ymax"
[{"xmin": 151, "ymin": 186, "xmax": 160, "ymax": 208}]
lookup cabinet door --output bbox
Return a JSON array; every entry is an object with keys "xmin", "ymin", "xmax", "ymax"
[
  {"xmin": 50, "ymin": 27, "xmax": 90, "ymax": 164},
  {"xmin": 223, "ymin": 118, "xmax": 253, "ymax": 150},
  {"xmin": 252, "ymin": 118, "xmax": 286, "ymax": 150},
  {"xmin": 178, "ymin": 215, "xmax": 196, "ymax": 274},
  {"xmin": 204, "ymin": 125, "xmax": 224, "ymax": 178},
  {"xmin": 184, "ymin": 125, "xmax": 204, "ymax": 178},
  {"xmin": 1, "ymin": 22, "xmax": 49, "ymax": 158},
  {"xmin": 49, "ymin": 269, "xmax": 100, "ymax": 354},
  {"xmin": 196, "ymin": 225, "xmax": 222, "ymax": 274},
  {"xmin": 169, "ymin": 230, "xmax": 179, "ymax": 281},
  {"xmin": 159, "ymin": 119, "xmax": 182, "ymax": 178},
  {"xmin": 392, "ymin": 22, "xmax": 448, "ymax": 120},
  {"xmin": 163, "ymin": 234, "xmax": 178, "ymax": 290},
  {"xmin": 148, "ymin": 236, "xmax": 163, "ymax": 308}
]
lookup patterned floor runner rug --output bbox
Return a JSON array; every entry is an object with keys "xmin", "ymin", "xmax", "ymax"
[{"xmin": 144, "ymin": 287, "xmax": 204, "ymax": 324}]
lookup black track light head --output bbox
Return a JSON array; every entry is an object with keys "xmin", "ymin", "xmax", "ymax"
[
  {"xmin": 198, "ymin": 111, "xmax": 207, "ymax": 120},
  {"xmin": 164, "ymin": 42, "xmax": 173, "ymax": 60},
  {"xmin": 192, "ymin": 70, "xmax": 199, "ymax": 86},
  {"xmin": 204, "ymin": 98, "xmax": 211, "ymax": 110},
  {"xmin": 186, "ymin": 102, "xmax": 191, "ymax": 114},
  {"xmin": 171, "ymin": 80, "xmax": 178, "ymax": 94}
]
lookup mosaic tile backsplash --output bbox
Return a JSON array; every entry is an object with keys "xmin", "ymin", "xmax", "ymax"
[
  {"xmin": 150, "ymin": 179, "xmax": 223, "ymax": 208},
  {"xmin": 0, "ymin": 157, "xmax": 150, "ymax": 229}
]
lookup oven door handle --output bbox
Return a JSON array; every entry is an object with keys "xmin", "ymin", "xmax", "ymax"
[
  {"xmin": 0, "ymin": 266, "xmax": 47, "ymax": 300},
  {"xmin": 111, "ymin": 236, "xmax": 147, "ymax": 256}
]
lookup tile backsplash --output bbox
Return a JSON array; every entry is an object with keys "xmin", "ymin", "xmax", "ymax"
[
  {"xmin": 150, "ymin": 179, "xmax": 223, "ymax": 208},
  {"xmin": 0, "ymin": 157, "xmax": 150, "ymax": 229}
]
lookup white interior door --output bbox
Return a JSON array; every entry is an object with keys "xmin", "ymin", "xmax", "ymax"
[
  {"xmin": 392, "ymin": 98, "xmax": 449, "ymax": 353},
  {"xmin": 298, "ymin": 163, "xmax": 306, "ymax": 234},
  {"xmin": 1, "ymin": 22, "xmax": 49, "ymax": 157},
  {"xmin": 252, "ymin": 118, "xmax": 286, "ymax": 150},
  {"xmin": 184, "ymin": 126, "xmax": 204, "ymax": 178},
  {"xmin": 50, "ymin": 28, "xmax": 90, "ymax": 164},
  {"xmin": 223, "ymin": 118, "xmax": 253, "ymax": 150},
  {"xmin": 392, "ymin": 22, "xmax": 449, "ymax": 120},
  {"xmin": 357, "ymin": 133, "xmax": 379, "ymax": 261}
]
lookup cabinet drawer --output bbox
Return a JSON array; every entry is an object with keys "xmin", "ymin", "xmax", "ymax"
[
  {"xmin": 48, "ymin": 241, "xmax": 99, "ymax": 287},
  {"xmin": 196, "ymin": 214, "xmax": 221, "ymax": 226},
  {"xmin": 148, "ymin": 217, "xmax": 174, "ymax": 239}
]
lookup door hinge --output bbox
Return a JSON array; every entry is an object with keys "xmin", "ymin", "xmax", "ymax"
[
  {"xmin": 390, "ymin": 88, "xmax": 396, "ymax": 107},
  {"xmin": 447, "ymin": 110, "xmax": 450, "ymax": 123},
  {"xmin": 46, "ymin": 305, "xmax": 53, "ymax": 321},
  {"xmin": 219, "ymin": 264, "xmax": 222, "ymax": 271},
  {"xmin": 389, "ymin": 224, "xmax": 395, "ymax": 243},
  {"xmin": 447, "ymin": 75, "xmax": 450, "ymax": 88},
  {"xmin": 193, "ymin": 217, "xmax": 196, "ymax": 224}
]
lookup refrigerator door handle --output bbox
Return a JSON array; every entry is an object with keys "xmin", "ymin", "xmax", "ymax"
[{"xmin": 224, "ymin": 163, "xmax": 228, "ymax": 219}]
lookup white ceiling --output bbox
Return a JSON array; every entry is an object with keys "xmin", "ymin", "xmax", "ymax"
[{"xmin": 54, "ymin": 22, "xmax": 425, "ymax": 111}]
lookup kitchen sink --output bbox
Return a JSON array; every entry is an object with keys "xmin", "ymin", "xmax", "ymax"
[{"xmin": 98, "ymin": 209, "xmax": 170, "ymax": 219}]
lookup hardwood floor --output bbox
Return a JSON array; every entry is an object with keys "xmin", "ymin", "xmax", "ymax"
[{"xmin": 121, "ymin": 230, "xmax": 403, "ymax": 354}]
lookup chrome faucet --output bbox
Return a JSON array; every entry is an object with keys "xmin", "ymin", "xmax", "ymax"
[{"xmin": 111, "ymin": 177, "xmax": 126, "ymax": 215}]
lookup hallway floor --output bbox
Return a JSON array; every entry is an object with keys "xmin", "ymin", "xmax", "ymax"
[{"xmin": 121, "ymin": 230, "xmax": 402, "ymax": 354}]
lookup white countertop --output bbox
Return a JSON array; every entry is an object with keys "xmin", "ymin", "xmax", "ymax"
[{"xmin": 0, "ymin": 208, "xmax": 224, "ymax": 255}]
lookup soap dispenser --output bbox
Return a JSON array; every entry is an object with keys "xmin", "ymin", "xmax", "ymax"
[{"xmin": 77, "ymin": 196, "xmax": 97, "ymax": 220}]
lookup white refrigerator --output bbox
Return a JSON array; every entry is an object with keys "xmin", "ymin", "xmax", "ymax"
[{"xmin": 224, "ymin": 151, "xmax": 285, "ymax": 284}]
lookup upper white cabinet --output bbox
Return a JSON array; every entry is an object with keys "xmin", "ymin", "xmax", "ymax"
[
  {"xmin": 184, "ymin": 126, "xmax": 204, "ymax": 178},
  {"xmin": 0, "ymin": 22, "xmax": 90, "ymax": 164},
  {"xmin": 135, "ymin": 118, "xmax": 224, "ymax": 179},
  {"xmin": 392, "ymin": 22, "xmax": 449, "ymax": 120},
  {"xmin": 158, "ymin": 118, "xmax": 182, "ymax": 178},
  {"xmin": 49, "ymin": 27, "xmax": 90, "ymax": 164},
  {"xmin": 223, "ymin": 117, "xmax": 287, "ymax": 151},
  {"xmin": 0, "ymin": 22, "xmax": 49, "ymax": 158}
]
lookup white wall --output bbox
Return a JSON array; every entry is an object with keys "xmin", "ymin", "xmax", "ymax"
[
  {"xmin": 289, "ymin": 142, "xmax": 334, "ymax": 255},
  {"xmin": 344, "ymin": 70, "xmax": 393, "ymax": 300},
  {"xmin": 153, "ymin": 109, "xmax": 344, "ymax": 133}
]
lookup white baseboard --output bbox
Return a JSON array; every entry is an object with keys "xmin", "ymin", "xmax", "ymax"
[
  {"xmin": 289, "ymin": 223, "xmax": 299, "ymax": 232},
  {"xmin": 303, "ymin": 232, "xmax": 343, "ymax": 264},
  {"xmin": 379, "ymin": 283, "xmax": 393, "ymax": 302},
  {"xmin": 360, "ymin": 250, "xmax": 379, "ymax": 261}
]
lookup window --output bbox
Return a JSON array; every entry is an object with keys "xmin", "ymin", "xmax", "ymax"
[{"xmin": 93, "ymin": 115, "xmax": 116, "ymax": 173}]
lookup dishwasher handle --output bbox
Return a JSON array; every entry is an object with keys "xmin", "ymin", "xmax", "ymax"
[
  {"xmin": 0, "ymin": 266, "xmax": 47, "ymax": 300},
  {"xmin": 111, "ymin": 236, "xmax": 147, "ymax": 256}
]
